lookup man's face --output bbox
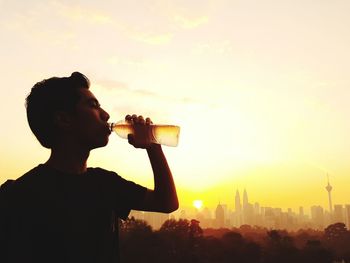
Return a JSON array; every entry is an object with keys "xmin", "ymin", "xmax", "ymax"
[{"xmin": 69, "ymin": 88, "xmax": 111, "ymax": 150}]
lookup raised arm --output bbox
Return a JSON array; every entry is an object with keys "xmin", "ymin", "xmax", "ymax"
[{"xmin": 126, "ymin": 114, "xmax": 179, "ymax": 213}]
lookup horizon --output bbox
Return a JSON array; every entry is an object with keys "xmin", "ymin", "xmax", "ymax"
[
  {"xmin": 1, "ymin": 0, "xmax": 350, "ymax": 212},
  {"xmin": 176, "ymin": 184, "xmax": 347, "ymax": 217}
]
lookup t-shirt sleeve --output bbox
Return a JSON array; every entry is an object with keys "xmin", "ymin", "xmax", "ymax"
[{"xmin": 94, "ymin": 168, "xmax": 148, "ymax": 220}]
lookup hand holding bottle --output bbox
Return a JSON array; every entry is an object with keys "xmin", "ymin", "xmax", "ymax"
[
  {"xmin": 109, "ymin": 114, "xmax": 180, "ymax": 147},
  {"xmin": 126, "ymin": 114, "xmax": 155, "ymax": 149}
]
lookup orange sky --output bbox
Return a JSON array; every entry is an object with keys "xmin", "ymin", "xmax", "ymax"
[{"xmin": 1, "ymin": 0, "xmax": 350, "ymax": 213}]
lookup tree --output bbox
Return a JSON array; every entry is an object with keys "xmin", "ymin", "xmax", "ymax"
[
  {"xmin": 119, "ymin": 217, "xmax": 157, "ymax": 263},
  {"xmin": 263, "ymin": 230, "xmax": 299, "ymax": 263},
  {"xmin": 300, "ymin": 240, "xmax": 333, "ymax": 263},
  {"xmin": 157, "ymin": 219, "xmax": 193, "ymax": 263},
  {"xmin": 159, "ymin": 218, "xmax": 190, "ymax": 238},
  {"xmin": 189, "ymin": 219, "xmax": 203, "ymax": 240},
  {"xmin": 324, "ymin": 223, "xmax": 347, "ymax": 242},
  {"xmin": 120, "ymin": 216, "xmax": 152, "ymax": 235},
  {"xmin": 324, "ymin": 223, "xmax": 350, "ymax": 262}
]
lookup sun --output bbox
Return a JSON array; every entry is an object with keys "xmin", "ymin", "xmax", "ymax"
[{"xmin": 193, "ymin": 200, "xmax": 203, "ymax": 210}]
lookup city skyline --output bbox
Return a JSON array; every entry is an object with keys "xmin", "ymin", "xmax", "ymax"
[
  {"xmin": 130, "ymin": 200, "xmax": 350, "ymax": 232},
  {"xmin": 131, "ymin": 181, "xmax": 350, "ymax": 231},
  {"xmin": 130, "ymin": 174, "xmax": 350, "ymax": 231},
  {"xmin": 177, "ymin": 173, "xmax": 346, "ymax": 213}
]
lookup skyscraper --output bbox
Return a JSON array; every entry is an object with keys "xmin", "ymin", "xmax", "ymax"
[
  {"xmin": 325, "ymin": 174, "xmax": 333, "ymax": 214},
  {"xmin": 333, "ymin": 205, "xmax": 344, "ymax": 223},
  {"xmin": 242, "ymin": 189, "xmax": 254, "ymax": 225},
  {"xmin": 345, "ymin": 205, "xmax": 350, "ymax": 230},
  {"xmin": 215, "ymin": 203, "xmax": 225, "ymax": 228},
  {"xmin": 235, "ymin": 190, "xmax": 242, "ymax": 212},
  {"xmin": 299, "ymin": 206, "xmax": 304, "ymax": 217},
  {"xmin": 311, "ymin": 205, "xmax": 325, "ymax": 229},
  {"xmin": 234, "ymin": 190, "xmax": 242, "ymax": 227},
  {"xmin": 243, "ymin": 189, "xmax": 249, "ymax": 208}
]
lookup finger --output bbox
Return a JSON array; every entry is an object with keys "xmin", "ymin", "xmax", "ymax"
[
  {"xmin": 132, "ymin": 114, "xmax": 138, "ymax": 123},
  {"xmin": 145, "ymin": 117, "xmax": 152, "ymax": 125},
  {"xmin": 125, "ymin": 115, "xmax": 132, "ymax": 123},
  {"xmin": 138, "ymin": 115, "xmax": 145, "ymax": 124}
]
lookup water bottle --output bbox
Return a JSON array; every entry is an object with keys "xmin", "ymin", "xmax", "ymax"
[{"xmin": 109, "ymin": 120, "xmax": 180, "ymax": 147}]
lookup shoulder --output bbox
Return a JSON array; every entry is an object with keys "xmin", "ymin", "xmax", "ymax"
[
  {"xmin": 1, "ymin": 165, "xmax": 48, "ymax": 197},
  {"xmin": 0, "ymin": 166, "xmax": 41, "ymax": 190},
  {"xmin": 14, "ymin": 164, "xmax": 46, "ymax": 184},
  {"xmin": 0, "ymin": 179, "xmax": 18, "ymax": 210},
  {"xmin": 0, "ymin": 179, "xmax": 15, "ymax": 196}
]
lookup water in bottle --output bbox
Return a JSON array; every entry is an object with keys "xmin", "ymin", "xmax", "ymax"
[{"xmin": 109, "ymin": 120, "xmax": 180, "ymax": 147}]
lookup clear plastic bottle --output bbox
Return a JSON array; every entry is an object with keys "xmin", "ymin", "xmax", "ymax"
[{"xmin": 109, "ymin": 120, "xmax": 180, "ymax": 147}]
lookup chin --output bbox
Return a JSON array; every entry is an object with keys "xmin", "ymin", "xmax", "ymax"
[{"xmin": 90, "ymin": 137, "xmax": 109, "ymax": 150}]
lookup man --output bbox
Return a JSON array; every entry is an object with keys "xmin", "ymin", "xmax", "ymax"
[{"xmin": 0, "ymin": 72, "xmax": 178, "ymax": 263}]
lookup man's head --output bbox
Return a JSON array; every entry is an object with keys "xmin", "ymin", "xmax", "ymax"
[{"xmin": 26, "ymin": 72, "xmax": 110, "ymax": 149}]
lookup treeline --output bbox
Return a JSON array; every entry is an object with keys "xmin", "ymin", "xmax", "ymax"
[{"xmin": 119, "ymin": 218, "xmax": 350, "ymax": 263}]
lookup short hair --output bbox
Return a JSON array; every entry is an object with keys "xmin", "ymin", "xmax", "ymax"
[{"xmin": 26, "ymin": 72, "xmax": 90, "ymax": 148}]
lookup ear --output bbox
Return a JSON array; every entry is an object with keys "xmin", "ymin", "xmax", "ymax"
[{"xmin": 53, "ymin": 111, "xmax": 73, "ymax": 130}]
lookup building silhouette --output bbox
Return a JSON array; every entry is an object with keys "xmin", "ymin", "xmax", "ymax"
[
  {"xmin": 311, "ymin": 205, "xmax": 324, "ymax": 229},
  {"xmin": 128, "ymin": 180, "xmax": 349, "ymax": 231},
  {"xmin": 234, "ymin": 190, "xmax": 242, "ymax": 226},
  {"xmin": 243, "ymin": 189, "xmax": 248, "ymax": 208},
  {"xmin": 325, "ymin": 174, "xmax": 333, "ymax": 215},
  {"xmin": 345, "ymin": 205, "xmax": 350, "ymax": 229},
  {"xmin": 215, "ymin": 203, "xmax": 225, "ymax": 228},
  {"xmin": 235, "ymin": 190, "xmax": 241, "ymax": 212},
  {"xmin": 333, "ymin": 204, "xmax": 344, "ymax": 223},
  {"xmin": 129, "ymin": 210, "xmax": 169, "ymax": 230},
  {"xmin": 299, "ymin": 206, "xmax": 304, "ymax": 217},
  {"xmin": 242, "ymin": 189, "xmax": 255, "ymax": 225}
]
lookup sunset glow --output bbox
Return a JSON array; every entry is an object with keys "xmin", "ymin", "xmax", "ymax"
[
  {"xmin": 1, "ymin": 1, "xmax": 350, "ymax": 214},
  {"xmin": 193, "ymin": 200, "xmax": 203, "ymax": 210}
]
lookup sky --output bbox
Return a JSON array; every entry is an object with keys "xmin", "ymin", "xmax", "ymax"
[{"xmin": 1, "ymin": 0, "xmax": 350, "ymax": 213}]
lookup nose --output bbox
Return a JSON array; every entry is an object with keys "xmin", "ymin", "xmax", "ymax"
[{"xmin": 101, "ymin": 108, "xmax": 110, "ymax": 122}]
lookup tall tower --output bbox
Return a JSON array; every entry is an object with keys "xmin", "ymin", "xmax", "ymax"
[
  {"xmin": 235, "ymin": 190, "xmax": 242, "ymax": 226},
  {"xmin": 243, "ymin": 189, "xmax": 249, "ymax": 208},
  {"xmin": 325, "ymin": 174, "xmax": 333, "ymax": 214},
  {"xmin": 235, "ymin": 190, "xmax": 242, "ymax": 212}
]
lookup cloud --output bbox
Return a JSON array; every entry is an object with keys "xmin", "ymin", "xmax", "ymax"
[
  {"xmin": 173, "ymin": 15, "xmax": 208, "ymax": 29},
  {"xmin": 53, "ymin": 1, "xmax": 112, "ymax": 25},
  {"xmin": 132, "ymin": 32, "xmax": 173, "ymax": 45},
  {"xmin": 114, "ymin": 22, "xmax": 173, "ymax": 45},
  {"xmin": 1, "ymin": 1, "xmax": 205, "ymax": 47},
  {"xmin": 192, "ymin": 40, "xmax": 233, "ymax": 55},
  {"xmin": 96, "ymin": 78, "xmax": 210, "ymax": 106},
  {"xmin": 123, "ymin": 13, "xmax": 208, "ymax": 45},
  {"xmin": 151, "ymin": 0, "xmax": 210, "ymax": 29},
  {"xmin": 0, "ymin": 1, "xmax": 113, "ymax": 51},
  {"xmin": 95, "ymin": 78, "xmax": 166, "ymax": 101},
  {"xmin": 111, "ymin": 19, "xmax": 173, "ymax": 45},
  {"xmin": 104, "ymin": 1, "xmax": 209, "ymax": 45},
  {"xmin": 106, "ymin": 56, "xmax": 169, "ymax": 73},
  {"xmin": 1, "ymin": 1, "xmax": 113, "ymax": 29},
  {"xmin": 94, "ymin": 79, "xmax": 129, "ymax": 92}
]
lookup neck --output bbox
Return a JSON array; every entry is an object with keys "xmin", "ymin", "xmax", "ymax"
[{"xmin": 46, "ymin": 145, "xmax": 90, "ymax": 174}]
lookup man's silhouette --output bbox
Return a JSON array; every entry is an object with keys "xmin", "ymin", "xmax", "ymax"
[{"xmin": 0, "ymin": 72, "xmax": 178, "ymax": 263}]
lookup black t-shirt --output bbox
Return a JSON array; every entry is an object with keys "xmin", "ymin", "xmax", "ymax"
[{"xmin": 0, "ymin": 164, "xmax": 147, "ymax": 263}]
